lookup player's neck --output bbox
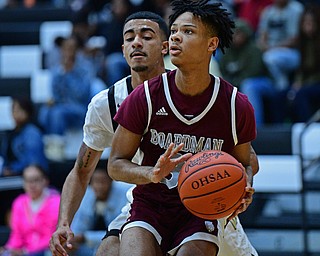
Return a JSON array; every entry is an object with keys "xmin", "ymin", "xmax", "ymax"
[
  {"xmin": 131, "ymin": 67, "xmax": 166, "ymax": 89},
  {"xmin": 175, "ymin": 69, "xmax": 211, "ymax": 96}
]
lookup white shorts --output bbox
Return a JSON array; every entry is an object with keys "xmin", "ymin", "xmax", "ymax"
[{"xmin": 217, "ymin": 217, "xmax": 258, "ymax": 256}]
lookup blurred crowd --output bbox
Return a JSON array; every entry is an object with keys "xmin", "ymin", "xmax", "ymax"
[
  {"xmin": 1, "ymin": 0, "xmax": 320, "ymax": 132},
  {"xmin": 1, "ymin": 0, "xmax": 320, "ymax": 254}
]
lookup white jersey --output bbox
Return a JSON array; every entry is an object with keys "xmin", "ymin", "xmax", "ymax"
[{"xmin": 83, "ymin": 76, "xmax": 133, "ymax": 151}]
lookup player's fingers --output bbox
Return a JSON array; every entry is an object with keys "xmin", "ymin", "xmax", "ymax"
[
  {"xmin": 243, "ymin": 188, "xmax": 254, "ymax": 203},
  {"xmin": 65, "ymin": 231, "xmax": 74, "ymax": 249},
  {"xmin": 174, "ymin": 153, "xmax": 192, "ymax": 166},
  {"xmin": 227, "ymin": 210, "xmax": 239, "ymax": 221},
  {"xmin": 170, "ymin": 143, "xmax": 184, "ymax": 158},
  {"xmin": 162, "ymin": 143, "xmax": 175, "ymax": 158},
  {"xmin": 53, "ymin": 245, "xmax": 68, "ymax": 256},
  {"xmin": 228, "ymin": 198, "xmax": 250, "ymax": 221},
  {"xmin": 240, "ymin": 193, "xmax": 253, "ymax": 209},
  {"xmin": 50, "ymin": 236, "xmax": 68, "ymax": 256},
  {"xmin": 245, "ymin": 186, "xmax": 255, "ymax": 194}
]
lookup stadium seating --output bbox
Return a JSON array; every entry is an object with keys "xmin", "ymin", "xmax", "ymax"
[{"xmin": 0, "ymin": 45, "xmax": 42, "ymax": 77}]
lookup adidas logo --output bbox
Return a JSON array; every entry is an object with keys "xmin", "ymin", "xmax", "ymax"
[{"xmin": 156, "ymin": 107, "xmax": 168, "ymax": 116}]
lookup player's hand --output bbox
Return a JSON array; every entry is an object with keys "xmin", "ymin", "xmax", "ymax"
[
  {"xmin": 151, "ymin": 143, "xmax": 192, "ymax": 183},
  {"xmin": 50, "ymin": 225, "xmax": 74, "ymax": 256},
  {"xmin": 227, "ymin": 180, "xmax": 255, "ymax": 221}
]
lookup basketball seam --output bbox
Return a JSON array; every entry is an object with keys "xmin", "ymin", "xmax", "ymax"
[
  {"xmin": 183, "ymin": 193, "xmax": 243, "ymax": 217},
  {"xmin": 183, "ymin": 188, "xmax": 246, "ymax": 218}
]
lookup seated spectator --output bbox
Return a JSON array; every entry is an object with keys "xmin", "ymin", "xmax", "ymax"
[
  {"xmin": 97, "ymin": 0, "xmax": 133, "ymax": 87},
  {"xmin": 69, "ymin": 165, "xmax": 132, "ymax": 256},
  {"xmin": 38, "ymin": 36, "xmax": 91, "ymax": 137},
  {"xmin": 0, "ymin": 165, "xmax": 60, "ymax": 256},
  {"xmin": 256, "ymin": 0, "xmax": 304, "ymax": 91},
  {"xmin": 235, "ymin": 0, "xmax": 273, "ymax": 32},
  {"xmin": 2, "ymin": 0, "xmax": 55, "ymax": 8},
  {"xmin": 0, "ymin": 97, "xmax": 48, "ymax": 177},
  {"xmin": 44, "ymin": 36, "xmax": 66, "ymax": 72},
  {"xmin": 290, "ymin": 4, "xmax": 320, "ymax": 122},
  {"xmin": 219, "ymin": 19, "xmax": 275, "ymax": 126}
]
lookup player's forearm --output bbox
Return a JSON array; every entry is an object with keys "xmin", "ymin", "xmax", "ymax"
[
  {"xmin": 245, "ymin": 165, "xmax": 254, "ymax": 187},
  {"xmin": 58, "ymin": 168, "xmax": 89, "ymax": 227},
  {"xmin": 250, "ymin": 146, "xmax": 259, "ymax": 175},
  {"xmin": 58, "ymin": 144, "xmax": 102, "ymax": 227},
  {"xmin": 108, "ymin": 158, "xmax": 153, "ymax": 185}
]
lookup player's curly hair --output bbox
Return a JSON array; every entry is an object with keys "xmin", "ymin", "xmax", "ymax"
[{"xmin": 168, "ymin": 0, "xmax": 235, "ymax": 54}]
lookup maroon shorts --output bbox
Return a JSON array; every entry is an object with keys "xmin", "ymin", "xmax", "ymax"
[{"xmin": 122, "ymin": 195, "xmax": 219, "ymax": 254}]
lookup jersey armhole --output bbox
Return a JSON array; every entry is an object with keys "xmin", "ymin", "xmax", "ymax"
[
  {"xmin": 231, "ymin": 86, "xmax": 238, "ymax": 145},
  {"xmin": 143, "ymin": 80, "xmax": 152, "ymax": 135},
  {"xmin": 107, "ymin": 86, "xmax": 118, "ymax": 132}
]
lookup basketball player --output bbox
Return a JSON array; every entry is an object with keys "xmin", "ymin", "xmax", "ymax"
[
  {"xmin": 49, "ymin": 11, "xmax": 170, "ymax": 256},
  {"xmin": 107, "ymin": 1, "xmax": 257, "ymax": 255},
  {"xmin": 50, "ymin": 9, "xmax": 258, "ymax": 256}
]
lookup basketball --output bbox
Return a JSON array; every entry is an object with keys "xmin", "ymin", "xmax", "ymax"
[{"xmin": 178, "ymin": 150, "xmax": 246, "ymax": 220}]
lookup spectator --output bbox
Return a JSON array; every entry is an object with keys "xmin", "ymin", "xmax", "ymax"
[
  {"xmin": 219, "ymin": 19, "xmax": 275, "ymax": 126},
  {"xmin": 38, "ymin": 36, "xmax": 91, "ymax": 137},
  {"xmin": 0, "ymin": 165, "xmax": 60, "ymax": 256},
  {"xmin": 290, "ymin": 5, "xmax": 320, "ymax": 122},
  {"xmin": 71, "ymin": 0, "xmax": 133, "ymax": 87},
  {"xmin": 132, "ymin": 0, "xmax": 171, "ymax": 17},
  {"xmin": 1, "ymin": 0, "xmax": 54, "ymax": 8},
  {"xmin": 0, "ymin": 97, "xmax": 48, "ymax": 177},
  {"xmin": 44, "ymin": 36, "xmax": 66, "ymax": 72},
  {"xmin": 257, "ymin": 0, "xmax": 304, "ymax": 91},
  {"xmin": 69, "ymin": 165, "xmax": 131, "ymax": 256},
  {"xmin": 235, "ymin": 0, "xmax": 274, "ymax": 32},
  {"xmin": 97, "ymin": 0, "xmax": 134, "ymax": 86},
  {"xmin": 71, "ymin": 12, "xmax": 107, "ymax": 85}
]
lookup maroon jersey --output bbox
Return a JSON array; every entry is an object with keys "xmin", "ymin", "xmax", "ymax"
[{"xmin": 114, "ymin": 69, "xmax": 256, "ymax": 251}]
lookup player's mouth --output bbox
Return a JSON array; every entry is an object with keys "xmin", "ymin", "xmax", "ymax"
[
  {"xmin": 130, "ymin": 50, "xmax": 147, "ymax": 59},
  {"xmin": 169, "ymin": 45, "xmax": 182, "ymax": 56}
]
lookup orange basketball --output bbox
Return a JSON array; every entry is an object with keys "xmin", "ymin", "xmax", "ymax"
[{"xmin": 178, "ymin": 150, "xmax": 246, "ymax": 220}]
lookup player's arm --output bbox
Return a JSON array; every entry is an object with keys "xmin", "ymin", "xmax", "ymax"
[
  {"xmin": 50, "ymin": 143, "xmax": 102, "ymax": 256},
  {"xmin": 108, "ymin": 125, "xmax": 150, "ymax": 184},
  {"xmin": 229, "ymin": 142, "xmax": 255, "ymax": 219},
  {"xmin": 108, "ymin": 125, "xmax": 191, "ymax": 184},
  {"xmin": 231, "ymin": 142, "xmax": 252, "ymax": 183},
  {"xmin": 250, "ymin": 145, "xmax": 259, "ymax": 176}
]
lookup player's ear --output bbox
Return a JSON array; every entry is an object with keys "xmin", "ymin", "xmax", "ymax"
[
  {"xmin": 208, "ymin": 37, "xmax": 219, "ymax": 53},
  {"xmin": 122, "ymin": 44, "xmax": 125, "ymax": 57},
  {"xmin": 162, "ymin": 41, "xmax": 169, "ymax": 55}
]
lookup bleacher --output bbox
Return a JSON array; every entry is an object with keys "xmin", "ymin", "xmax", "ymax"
[
  {"xmin": 0, "ymin": 6, "xmax": 76, "ymax": 244},
  {"xmin": 0, "ymin": 5, "xmax": 320, "ymax": 256},
  {"xmin": 0, "ymin": 7, "xmax": 72, "ymax": 46},
  {"xmin": 242, "ymin": 123, "xmax": 320, "ymax": 256}
]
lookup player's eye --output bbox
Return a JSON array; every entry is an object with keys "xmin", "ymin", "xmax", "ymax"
[
  {"xmin": 143, "ymin": 36, "xmax": 152, "ymax": 40},
  {"xmin": 170, "ymin": 29, "xmax": 177, "ymax": 35},
  {"xmin": 125, "ymin": 37, "xmax": 134, "ymax": 42}
]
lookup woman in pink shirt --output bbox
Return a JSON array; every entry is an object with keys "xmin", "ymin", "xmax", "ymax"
[{"xmin": 1, "ymin": 165, "xmax": 60, "ymax": 256}]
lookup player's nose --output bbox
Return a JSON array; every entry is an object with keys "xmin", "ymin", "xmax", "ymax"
[{"xmin": 132, "ymin": 35, "xmax": 143, "ymax": 48}]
